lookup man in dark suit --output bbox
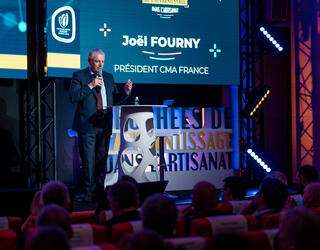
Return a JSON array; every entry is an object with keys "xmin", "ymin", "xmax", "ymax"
[{"xmin": 69, "ymin": 48, "xmax": 132, "ymax": 202}]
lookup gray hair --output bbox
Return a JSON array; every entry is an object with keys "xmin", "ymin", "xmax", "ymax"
[
  {"xmin": 88, "ymin": 48, "xmax": 105, "ymax": 61},
  {"xmin": 40, "ymin": 181, "xmax": 70, "ymax": 209}
]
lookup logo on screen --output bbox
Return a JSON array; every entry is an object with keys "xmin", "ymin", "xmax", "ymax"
[
  {"xmin": 142, "ymin": 0, "xmax": 188, "ymax": 6},
  {"xmin": 51, "ymin": 6, "xmax": 76, "ymax": 43},
  {"xmin": 142, "ymin": 0, "xmax": 189, "ymax": 18},
  {"xmin": 59, "ymin": 13, "xmax": 69, "ymax": 28}
]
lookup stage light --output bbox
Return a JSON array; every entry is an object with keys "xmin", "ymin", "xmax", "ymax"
[
  {"xmin": 243, "ymin": 85, "xmax": 271, "ymax": 117},
  {"xmin": 246, "ymin": 148, "xmax": 271, "ymax": 173},
  {"xmin": 259, "ymin": 26, "xmax": 284, "ymax": 52},
  {"xmin": 18, "ymin": 21, "xmax": 27, "ymax": 32}
]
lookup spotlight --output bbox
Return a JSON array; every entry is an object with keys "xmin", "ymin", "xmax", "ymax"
[
  {"xmin": 246, "ymin": 148, "xmax": 271, "ymax": 173},
  {"xmin": 259, "ymin": 26, "xmax": 284, "ymax": 52},
  {"xmin": 18, "ymin": 21, "xmax": 27, "ymax": 32},
  {"xmin": 243, "ymin": 85, "xmax": 271, "ymax": 117}
]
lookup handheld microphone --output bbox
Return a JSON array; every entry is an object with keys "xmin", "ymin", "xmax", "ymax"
[
  {"xmin": 96, "ymin": 70, "xmax": 102, "ymax": 91},
  {"xmin": 96, "ymin": 70, "xmax": 102, "ymax": 78}
]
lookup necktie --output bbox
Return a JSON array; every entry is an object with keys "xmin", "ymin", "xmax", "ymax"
[
  {"xmin": 95, "ymin": 73, "xmax": 103, "ymax": 117},
  {"xmin": 96, "ymin": 86, "xmax": 103, "ymax": 111}
]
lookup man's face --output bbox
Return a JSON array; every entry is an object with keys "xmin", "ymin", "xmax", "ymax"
[{"xmin": 88, "ymin": 53, "xmax": 105, "ymax": 73}]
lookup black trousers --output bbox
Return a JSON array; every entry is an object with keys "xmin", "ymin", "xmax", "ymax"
[{"xmin": 78, "ymin": 128, "xmax": 111, "ymax": 193}]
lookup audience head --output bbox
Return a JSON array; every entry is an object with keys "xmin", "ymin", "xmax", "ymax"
[
  {"xmin": 298, "ymin": 165, "xmax": 318, "ymax": 188},
  {"xmin": 278, "ymin": 207, "xmax": 320, "ymax": 250},
  {"xmin": 107, "ymin": 180, "xmax": 139, "ymax": 216},
  {"xmin": 265, "ymin": 171, "xmax": 288, "ymax": 187},
  {"xmin": 192, "ymin": 181, "xmax": 219, "ymax": 214},
  {"xmin": 119, "ymin": 175, "xmax": 139, "ymax": 188},
  {"xmin": 303, "ymin": 182, "xmax": 320, "ymax": 208},
  {"xmin": 257, "ymin": 178, "xmax": 288, "ymax": 211},
  {"xmin": 141, "ymin": 193, "xmax": 178, "ymax": 237},
  {"xmin": 222, "ymin": 176, "xmax": 247, "ymax": 201},
  {"xmin": 36, "ymin": 204, "xmax": 72, "ymax": 238},
  {"xmin": 27, "ymin": 226, "xmax": 70, "ymax": 250},
  {"xmin": 126, "ymin": 229, "xmax": 165, "ymax": 250},
  {"xmin": 40, "ymin": 181, "xmax": 71, "ymax": 210}
]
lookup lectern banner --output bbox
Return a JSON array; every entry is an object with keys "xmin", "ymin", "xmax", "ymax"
[{"xmin": 106, "ymin": 106, "xmax": 233, "ymax": 190}]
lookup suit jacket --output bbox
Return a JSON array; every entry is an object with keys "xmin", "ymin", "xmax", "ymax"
[{"xmin": 69, "ymin": 67, "xmax": 127, "ymax": 133}]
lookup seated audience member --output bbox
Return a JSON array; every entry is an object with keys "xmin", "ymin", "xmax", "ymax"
[
  {"xmin": 22, "ymin": 190, "xmax": 42, "ymax": 232},
  {"xmin": 101, "ymin": 180, "xmax": 140, "ymax": 228},
  {"xmin": 181, "ymin": 181, "xmax": 220, "ymax": 220},
  {"xmin": 141, "ymin": 193, "xmax": 178, "ymax": 238},
  {"xmin": 298, "ymin": 165, "xmax": 318, "ymax": 191},
  {"xmin": 26, "ymin": 226, "xmax": 70, "ymax": 250},
  {"xmin": 36, "ymin": 204, "xmax": 73, "ymax": 239},
  {"xmin": 95, "ymin": 175, "xmax": 139, "ymax": 215},
  {"xmin": 302, "ymin": 182, "xmax": 320, "ymax": 208},
  {"xmin": 265, "ymin": 171, "xmax": 297, "ymax": 208},
  {"xmin": 277, "ymin": 207, "xmax": 320, "ymax": 250},
  {"xmin": 240, "ymin": 178, "xmax": 288, "ymax": 219},
  {"xmin": 40, "ymin": 180, "xmax": 71, "ymax": 210},
  {"xmin": 222, "ymin": 176, "xmax": 248, "ymax": 201},
  {"xmin": 126, "ymin": 229, "xmax": 165, "ymax": 250}
]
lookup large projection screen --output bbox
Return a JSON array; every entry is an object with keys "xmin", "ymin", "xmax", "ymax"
[
  {"xmin": 47, "ymin": 0, "xmax": 239, "ymax": 85},
  {"xmin": 0, "ymin": 1, "xmax": 27, "ymax": 79}
]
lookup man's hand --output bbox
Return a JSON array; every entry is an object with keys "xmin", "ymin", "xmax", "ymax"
[
  {"xmin": 89, "ymin": 76, "xmax": 103, "ymax": 89},
  {"xmin": 124, "ymin": 79, "xmax": 133, "ymax": 94}
]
